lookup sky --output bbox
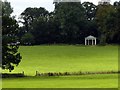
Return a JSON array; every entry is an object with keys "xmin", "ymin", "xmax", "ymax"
[{"xmin": 4, "ymin": 0, "xmax": 120, "ymax": 19}]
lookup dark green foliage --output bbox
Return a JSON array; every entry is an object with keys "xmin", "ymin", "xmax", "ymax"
[
  {"xmin": 113, "ymin": 1, "xmax": 120, "ymax": 44},
  {"xmin": 21, "ymin": 32, "xmax": 34, "ymax": 45},
  {"xmin": 19, "ymin": 1, "xmax": 120, "ymax": 45},
  {"xmin": 96, "ymin": 4, "xmax": 118, "ymax": 44},
  {"xmin": 2, "ymin": 1, "xmax": 22, "ymax": 72},
  {"xmin": 20, "ymin": 7, "xmax": 49, "ymax": 32},
  {"xmin": 2, "ymin": 1, "xmax": 13, "ymax": 16},
  {"xmin": 20, "ymin": 7, "xmax": 50, "ymax": 44},
  {"xmin": 82, "ymin": 2, "xmax": 97, "ymax": 21},
  {"xmin": 82, "ymin": 2, "xmax": 98, "ymax": 39},
  {"xmin": 54, "ymin": 2, "xmax": 86, "ymax": 44}
]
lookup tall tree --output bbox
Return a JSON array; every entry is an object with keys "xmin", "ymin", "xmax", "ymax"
[
  {"xmin": 96, "ymin": 4, "xmax": 116, "ymax": 44},
  {"xmin": 2, "ymin": 1, "xmax": 21, "ymax": 72},
  {"xmin": 82, "ymin": 2, "xmax": 98, "ymax": 37},
  {"xmin": 20, "ymin": 7, "xmax": 49, "ymax": 32},
  {"xmin": 0, "ymin": 0, "xmax": 2, "ymax": 68},
  {"xmin": 2, "ymin": 0, "xmax": 13, "ymax": 16},
  {"xmin": 30, "ymin": 16, "xmax": 49, "ymax": 44},
  {"xmin": 82, "ymin": 2, "xmax": 97, "ymax": 21},
  {"xmin": 20, "ymin": 7, "xmax": 49, "ymax": 44},
  {"xmin": 54, "ymin": 2, "xmax": 86, "ymax": 44},
  {"xmin": 111, "ymin": 1, "xmax": 120, "ymax": 44}
]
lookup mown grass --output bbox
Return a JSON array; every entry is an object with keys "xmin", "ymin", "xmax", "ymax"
[
  {"xmin": 2, "ymin": 74, "xmax": 118, "ymax": 88},
  {"xmin": 3, "ymin": 45, "xmax": 118, "ymax": 75},
  {"xmin": 2, "ymin": 45, "xmax": 118, "ymax": 88}
]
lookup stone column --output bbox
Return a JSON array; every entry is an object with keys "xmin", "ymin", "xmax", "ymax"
[
  {"xmin": 92, "ymin": 39, "xmax": 93, "ymax": 45},
  {"xmin": 85, "ymin": 38, "xmax": 86, "ymax": 45},
  {"xmin": 95, "ymin": 39, "xmax": 96, "ymax": 45},
  {"xmin": 88, "ymin": 39, "xmax": 89, "ymax": 45}
]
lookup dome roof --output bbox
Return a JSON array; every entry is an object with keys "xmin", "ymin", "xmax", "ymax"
[{"xmin": 85, "ymin": 35, "xmax": 96, "ymax": 39}]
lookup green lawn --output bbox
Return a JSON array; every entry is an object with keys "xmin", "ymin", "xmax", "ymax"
[
  {"xmin": 2, "ymin": 45, "xmax": 118, "ymax": 88},
  {"xmin": 2, "ymin": 74, "xmax": 118, "ymax": 88}
]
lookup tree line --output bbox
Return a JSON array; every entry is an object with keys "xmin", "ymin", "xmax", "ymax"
[{"xmin": 19, "ymin": 1, "xmax": 120, "ymax": 45}]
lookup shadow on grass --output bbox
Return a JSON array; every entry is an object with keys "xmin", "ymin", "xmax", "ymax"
[{"xmin": 2, "ymin": 73, "xmax": 25, "ymax": 78}]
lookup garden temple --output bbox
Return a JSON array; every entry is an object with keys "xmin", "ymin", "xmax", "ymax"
[{"xmin": 85, "ymin": 35, "xmax": 97, "ymax": 45}]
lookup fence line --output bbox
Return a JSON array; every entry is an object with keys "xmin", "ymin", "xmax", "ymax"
[
  {"xmin": 2, "ymin": 70, "xmax": 120, "ymax": 77},
  {"xmin": 35, "ymin": 70, "xmax": 120, "ymax": 76}
]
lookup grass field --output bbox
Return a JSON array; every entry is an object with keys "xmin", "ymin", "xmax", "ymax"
[
  {"xmin": 2, "ymin": 45, "xmax": 119, "ymax": 88},
  {"xmin": 2, "ymin": 74, "xmax": 118, "ymax": 88}
]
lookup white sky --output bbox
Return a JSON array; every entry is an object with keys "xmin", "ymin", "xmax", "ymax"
[{"xmin": 3, "ymin": 0, "xmax": 120, "ymax": 19}]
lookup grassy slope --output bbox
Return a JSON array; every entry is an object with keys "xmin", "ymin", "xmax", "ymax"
[
  {"xmin": 2, "ymin": 45, "xmax": 118, "ymax": 88},
  {"xmin": 4, "ymin": 45, "xmax": 118, "ymax": 75}
]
